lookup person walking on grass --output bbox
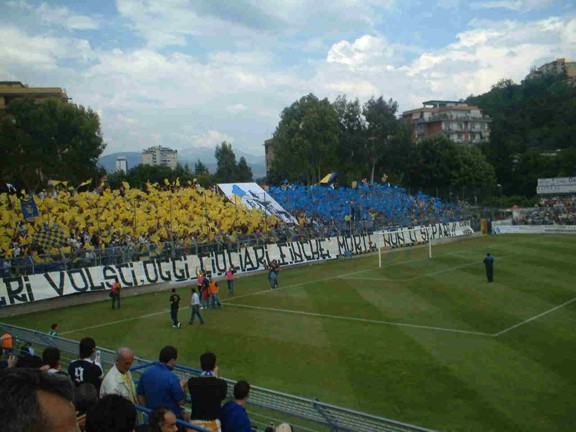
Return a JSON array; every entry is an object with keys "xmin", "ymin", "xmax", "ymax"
[
  {"xmin": 188, "ymin": 288, "xmax": 205, "ymax": 325},
  {"xmin": 169, "ymin": 289, "xmax": 181, "ymax": 329},
  {"xmin": 110, "ymin": 282, "xmax": 121, "ymax": 309},
  {"xmin": 268, "ymin": 260, "xmax": 280, "ymax": 289},
  {"xmin": 483, "ymin": 253, "xmax": 494, "ymax": 282}
]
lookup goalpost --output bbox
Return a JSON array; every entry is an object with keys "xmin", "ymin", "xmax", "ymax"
[{"xmin": 377, "ymin": 227, "xmax": 433, "ymax": 268}]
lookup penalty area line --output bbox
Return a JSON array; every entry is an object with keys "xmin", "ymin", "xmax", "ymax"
[
  {"xmin": 225, "ymin": 303, "xmax": 493, "ymax": 337},
  {"xmin": 494, "ymin": 297, "xmax": 576, "ymax": 337}
]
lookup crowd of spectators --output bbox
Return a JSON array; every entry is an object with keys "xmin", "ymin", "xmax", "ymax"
[
  {"xmin": 268, "ymin": 182, "xmax": 463, "ymax": 231},
  {"xmin": 0, "ymin": 334, "xmax": 292, "ymax": 432},
  {"xmin": 515, "ymin": 195, "xmax": 576, "ymax": 225},
  {"xmin": 1, "ymin": 181, "xmax": 464, "ymax": 277}
]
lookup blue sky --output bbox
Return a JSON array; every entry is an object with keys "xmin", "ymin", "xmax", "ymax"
[{"xmin": 1, "ymin": 0, "xmax": 575, "ymax": 158}]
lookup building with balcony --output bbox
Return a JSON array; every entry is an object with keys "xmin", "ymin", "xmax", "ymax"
[
  {"xmin": 0, "ymin": 81, "xmax": 68, "ymax": 109},
  {"xmin": 402, "ymin": 100, "xmax": 491, "ymax": 144},
  {"xmin": 142, "ymin": 146, "xmax": 178, "ymax": 170}
]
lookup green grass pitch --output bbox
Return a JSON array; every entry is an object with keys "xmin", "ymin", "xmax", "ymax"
[{"xmin": 4, "ymin": 234, "xmax": 576, "ymax": 431}]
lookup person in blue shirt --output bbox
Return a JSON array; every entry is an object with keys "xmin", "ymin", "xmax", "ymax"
[
  {"xmin": 220, "ymin": 380, "xmax": 251, "ymax": 432},
  {"xmin": 483, "ymin": 253, "xmax": 494, "ymax": 282},
  {"xmin": 136, "ymin": 346, "xmax": 187, "ymax": 420}
]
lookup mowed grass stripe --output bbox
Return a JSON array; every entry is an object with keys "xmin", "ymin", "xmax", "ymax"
[{"xmin": 3, "ymin": 234, "xmax": 576, "ymax": 432}]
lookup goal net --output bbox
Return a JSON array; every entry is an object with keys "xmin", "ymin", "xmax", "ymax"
[{"xmin": 375, "ymin": 227, "xmax": 433, "ymax": 268}]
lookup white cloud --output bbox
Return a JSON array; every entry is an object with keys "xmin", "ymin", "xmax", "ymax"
[
  {"xmin": 193, "ymin": 131, "xmax": 234, "ymax": 147},
  {"xmin": 36, "ymin": 3, "xmax": 99, "ymax": 31},
  {"xmin": 227, "ymin": 103, "xmax": 248, "ymax": 113},
  {"xmin": 471, "ymin": 0, "xmax": 557, "ymax": 12},
  {"xmin": 327, "ymin": 35, "xmax": 394, "ymax": 68}
]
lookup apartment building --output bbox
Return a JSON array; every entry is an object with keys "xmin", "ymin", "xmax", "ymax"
[
  {"xmin": 0, "ymin": 81, "xmax": 68, "ymax": 109},
  {"xmin": 142, "ymin": 146, "xmax": 178, "ymax": 170},
  {"xmin": 402, "ymin": 100, "xmax": 491, "ymax": 144}
]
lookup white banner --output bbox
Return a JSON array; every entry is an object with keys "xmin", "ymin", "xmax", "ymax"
[
  {"xmin": 536, "ymin": 184, "xmax": 576, "ymax": 194},
  {"xmin": 0, "ymin": 221, "xmax": 472, "ymax": 307},
  {"xmin": 537, "ymin": 177, "xmax": 576, "ymax": 186},
  {"xmin": 218, "ymin": 182, "xmax": 298, "ymax": 224},
  {"xmin": 495, "ymin": 225, "xmax": 576, "ymax": 234}
]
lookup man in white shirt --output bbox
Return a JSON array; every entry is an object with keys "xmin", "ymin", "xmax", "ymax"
[
  {"xmin": 100, "ymin": 347, "xmax": 137, "ymax": 404},
  {"xmin": 188, "ymin": 288, "xmax": 206, "ymax": 325}
]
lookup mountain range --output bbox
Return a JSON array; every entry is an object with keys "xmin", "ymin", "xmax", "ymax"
[{"xmin": 99, "ymin": 146, "xmax": 266, "ymax": 178}]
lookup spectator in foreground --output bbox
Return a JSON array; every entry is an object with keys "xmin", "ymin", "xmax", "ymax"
[
  {"xmin": 135, "ymin": 408, "xmax": 178, "ymax": 432},
  {"xmin": 100, "ymin": 347, "xmax": 137, "ymax": 403},
  {"xmin": 42, "ymin": 346, "xmax": 69, "ymax": 376},
  {"xmin": 68, "ymin": 337, "xmax": 104, "ymax": 391},
  {"xmin": 220, "ymin": 380, "xmax": 252, "ymax": 432},
  {"xmin": 275, "ymin": 424, "xmax": 294, "ymax": 432},
  {"xmin": 188, "ymin": 351, "xmax": 228, "ymax": 431},
  {"xmin": 85, "ymin": 393, "xmax": 136, "ymax": 432},
  {"xmin": 74, "ymin": 383, "xmax": 99, "ymax": 432},
  {"xmin": 137, "ymin": 345, "xmax": 187, "ymax": 421},
  {"xmin": 0, "ymin": 368, "xmax": 78, "ymax": 432}
]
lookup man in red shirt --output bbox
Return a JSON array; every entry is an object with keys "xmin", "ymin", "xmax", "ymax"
[{"xmin": 110, "ymin": 282, "xmax": 121, "ymax": 309}]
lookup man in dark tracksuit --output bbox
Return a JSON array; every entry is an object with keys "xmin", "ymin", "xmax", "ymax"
[{"xmin": 483, "ymin": 253, "xmax": 494, "ymax": 282}]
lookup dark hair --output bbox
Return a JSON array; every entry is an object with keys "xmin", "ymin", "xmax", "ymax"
[
  {"xmin": 200, "ymin": 352, "xmax": 216, "ymax": 371},
  {"xmin": 74, "ymin": 383, "xmax": 99, "ymax": 416},
  {"xmin": 192, "ymin": 288, "xmax": 197, "ymax": 293},
  {"xmin": 149, "ymin": 407, "xmax": 173, "ymax": 428},
  {"xmin": 85, "ymin": 394, "xmax": 136, "ymax": 432},
  {"xmin": 0, "ymin": 368, "xmax": 74, "ymax": 432},
  {"xmin": 79, "ymin": 337, "xmax": 96, "ymax": 359},
  {"xmin": 17, "ymin": 355, "xmax": 43, "ymax": 368},
  {"xmin": 234, "ymin": 380, "xmax": 250, "ymax": 400},
  {"xmin": 42, "ymin": 347, "xmax": 61, "ymax": 369},
  {"xmin": 171, "ymin": 288, "xmax": 176, "ymax": 293},
  {"xmin": 51, "ymin": 323, "xmax": 58, "ymax": 330},
  {"xmin": 159, "ymin": 345, "xmax": 178, "ymax": 363}
]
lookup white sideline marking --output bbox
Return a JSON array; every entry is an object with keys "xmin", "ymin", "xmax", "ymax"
[
  {"xmin": 493, "ymin": 297, "xmax": 576, "ymax": 337},
  {"xmin": 225, "ymin": 303, "xmax": 493, "ymax": 336}
]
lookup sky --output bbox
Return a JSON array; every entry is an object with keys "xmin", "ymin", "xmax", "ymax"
[{"xmin": 1, "ymin": 0, "xmax": 575, "ymax": 158}]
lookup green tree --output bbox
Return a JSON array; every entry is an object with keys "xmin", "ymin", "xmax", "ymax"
[
  {"xmin": 214, "ymin": 141, "xmax": 238, "ymax": 182},
  {"xmin": 194, "ymin": 159, "xmax": 209, "ymax": 175},
  {"xmin": 407, "ymin": 135, "xmax": 496, "ymax": 188},
  {"xmin": 270, "ymin": 94, "xmax": 339, "ymax": 184},
  {"xmin": 0, "ymin": 97, "xmax": 106, "ymax": 191},
  {"xmin": 362, "ymin": 96, "xmax": 399, "ymax": 184},
  {"xmin": 333, "ymin": 95, "xmax": 366, "ymax": 183},
  {"xmin": 236, "ymin": 156, "xmax": 253, "ymax": 182}
]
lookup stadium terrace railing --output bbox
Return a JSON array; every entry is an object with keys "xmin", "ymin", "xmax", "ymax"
[{"xmin": 1, "ymin": 323, "xmax": 435, "ymax": 432}]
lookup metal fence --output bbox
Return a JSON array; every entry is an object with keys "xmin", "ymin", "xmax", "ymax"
[{"xmin": 1, "ymin": 323, "xmax": 435, "ymax": 432}]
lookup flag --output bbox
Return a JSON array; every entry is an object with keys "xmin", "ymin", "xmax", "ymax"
[
  {"xmin": 319, "ymin": 172, "xmax": 337, "ymax": 184},
  {"xmin": 77, "ymin": 179, "xmax": 93, "ymax": 189},
  {"xmin": 6, "ymin": 183, "xmax": 16, "ymax": 193},
  {"xmin": 20, "ymin": 194, "xmax": 40, "ymax": 219},
  {"xmin": 231, "ymin": 184, "xmax": 246, "ymax": 205},
  {"xmin": 34, "ymin": 226, "xmax": 66, "ymax": 250}
]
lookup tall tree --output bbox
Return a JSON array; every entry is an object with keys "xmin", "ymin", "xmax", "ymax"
[
  {"xmin": 333, "ymin": 95, "xmax": 366, "ymax": 183},
  {"xmin": 362, "ymin": 97, "xmax": 399, "ymax": 184},
  {"xmin": 214, "ymin": 142, "xmax": 238, "ymax": 182},
  {"xmin": 0, "ymin": 97, "xmax": 106, "ymax": 191},
  {"xmin": 236, "ymin": 157, "xmax": 253, "ymax": 182},
  {"xmin": 270, "ymin": 94, "xmax": 339, "ymax": 184}
]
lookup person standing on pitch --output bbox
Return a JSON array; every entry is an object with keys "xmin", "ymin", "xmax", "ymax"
[
  {"xmin": 110, "ymin": 282, "xmax": 121, "ymax": 309},
  {"xmin": 169, "ymin": 289, "xmax": 182, "ymax": 329},
  {"xmin": 226, "ymin": 266, "xmax": 236, "ymax": 295},
  {"xmin": 483, "ymin": 253, "xmax": 494, "ymax": 282},
  {"xmin": 188, "ymin": 288, "xmax": 205, "ymax": 325}
]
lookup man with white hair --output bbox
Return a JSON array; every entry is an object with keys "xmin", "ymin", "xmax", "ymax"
[{"xmin": 100, "ymin": 347, "xmax": 137, "ymax": 404}]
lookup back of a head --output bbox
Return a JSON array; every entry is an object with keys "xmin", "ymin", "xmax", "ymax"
[
  {"xmin": 234, "ymin": 380, "xmax": 250, "ymax": 400},
  {"xmin": 42, "ymin": 347, "xmax": 61, "ymax": 369},
  {"xmin": 159, "ymin": 345, "xmax": 177, "ymax": 364},
  {"xmin": 0, "ymin": 368, "xmax": 74, "ymax": 432},
  {"xmin": 86, "ymin": 394, "xmax": 136, "ymax": 432},
  {"xmin": 200, "ymin": 352, "xmax": 216, "ymax": 371},
  {"xmin": 275, "ymin": 423, "xmax": 294, "ymax": 432},
  {"xmin": 74, "ymin": 383, "xmax": 99, "ymax": 416},
  {"xmin": 79, "ymin": 337, "xmax": 96, "ymax": 358}
]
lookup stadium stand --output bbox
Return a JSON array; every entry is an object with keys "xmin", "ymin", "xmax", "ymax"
[
  {"xmin": 1, "ymin": 182, "xmax": 464, "ymax": 278},
  {"xmin": 514, "ymin": 196, "xmax": 576, "ymax": 225}
]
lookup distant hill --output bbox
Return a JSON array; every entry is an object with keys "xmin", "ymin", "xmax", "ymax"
[{"xmin": 99, "ymin": 146, "xmax": 266, "ymax": 178}]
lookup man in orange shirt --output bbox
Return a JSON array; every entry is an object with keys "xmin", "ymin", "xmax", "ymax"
[{"xmin": 209, "ymin": 279, "xmax": 222, "ymax": 309}]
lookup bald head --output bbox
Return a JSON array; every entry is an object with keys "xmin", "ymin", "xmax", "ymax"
[{"xmin": 115, "ymin": 348, "xmax": 134, "ymax": 374}]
